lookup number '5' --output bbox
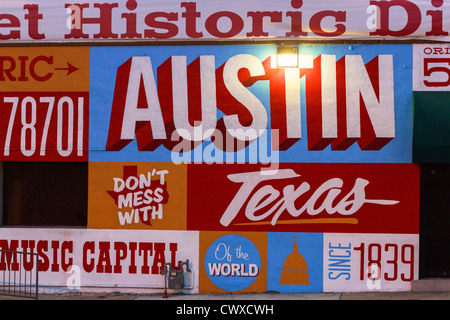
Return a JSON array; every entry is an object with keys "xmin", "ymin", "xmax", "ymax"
[{"xmin": 423, "ymin": 58, "xmax": 450, "ymax": 87}]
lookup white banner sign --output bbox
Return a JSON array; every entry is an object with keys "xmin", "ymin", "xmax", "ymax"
[
  {"xmin": 1, "ymin": 0, "xmax": 450, "ymax": 42},
  {"xmin": 323, "ymin": 233, "xmax": 419, "ymax": 292},
  {"xmin": 0, "ymin": 228, "xmax": 199, "ymax": 292},
  {"xmin": 414, "ymin": 43, "xmax": 450, "ymax": 91}
]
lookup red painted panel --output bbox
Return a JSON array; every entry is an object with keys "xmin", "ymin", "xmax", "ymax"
[
  {"xmin": 187, "ymin": 163, "xmax": 419, "ymax": 233},
  {"xmin": 0, "ymin": 92, "xmax": 88, "ymax": 161}
]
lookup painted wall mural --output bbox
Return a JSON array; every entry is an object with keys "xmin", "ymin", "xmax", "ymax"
[
  {"xmin": 323, "ymin": 233, "xmax": 419, "ymax": 292},
  {"xmin": 0, "ymin": 228, "xmax": 199, "ymax": 291},
  {"xmin": 0, "ymin": 43, "xmax": 424, "ymax": 293},
  {"xmin": 0, "ymin": 47, "xmax": 89, "ymax": 161},
  {"xmin": 0, "ymin": 1, "xmax": 449, "ymax": 42},
  {"xmin": 198, "ymin": 232, "xmax": 419, "ymax": 293},
  {"xmin": 187, "ymin": 163, "xmax": 419, "ymax": 234},
  {"xmin": 88, "ymin": 162, "xmax": 187, "ymax": 230},
  {"xmin": 89, "ymin": 44, "xmax": 412, "ymax": 163},
  {"xmin": 200, "ymin": 232, "xmax": 267, "ymax": 293}
]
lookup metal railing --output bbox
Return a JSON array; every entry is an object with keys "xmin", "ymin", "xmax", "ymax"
[{"xmin": 0, "ymin": 249, "xmax": 39, "ymax": 300}]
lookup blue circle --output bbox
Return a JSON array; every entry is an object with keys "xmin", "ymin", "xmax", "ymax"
[{"xmin": 204, "ymin": 234, "xmax": 261, "ymax": 292}]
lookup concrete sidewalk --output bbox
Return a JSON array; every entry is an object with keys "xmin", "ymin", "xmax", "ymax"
[
  {"xmin": 28, "ymin": 290, "xmax": 449, "ymax": 300},
  {"xmin": 27, "ymin": 278, "xmax": 450, "ymax": 300},
  {"xmin": 139, "ymin": 291, "xmax": 450, "ymax": 300}
]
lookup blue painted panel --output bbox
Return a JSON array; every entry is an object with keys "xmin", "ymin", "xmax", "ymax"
[
  {"xmin": 89, "ymin": 44, "xmax": 412, "ymax": 163},
  {"xmin": 267, "ymin": 232, "xmax": 323, "ymax": 293}
]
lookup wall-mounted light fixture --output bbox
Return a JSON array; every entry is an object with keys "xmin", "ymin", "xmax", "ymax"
[{"xmin": 276, "ymin": 46, "xmax": 298, "ymax": 68}]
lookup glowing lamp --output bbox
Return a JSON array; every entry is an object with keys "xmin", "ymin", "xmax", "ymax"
[{"xmin": 276, "ymin": 46, "xmax": 298, "ymax": 68}]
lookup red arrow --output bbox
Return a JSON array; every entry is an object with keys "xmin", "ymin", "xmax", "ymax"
[{"xmin": 55, "ymin": 62, "xmax": 78, "ymax": 76}]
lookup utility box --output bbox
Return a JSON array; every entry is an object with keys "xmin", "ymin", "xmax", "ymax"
[
  {"xmin": 161, "ymin": 260, "xmax": 191, "ymax": 292},
  {"xmin": 167, "ymin": 268, "xmax": 184, "ymax": 289}
]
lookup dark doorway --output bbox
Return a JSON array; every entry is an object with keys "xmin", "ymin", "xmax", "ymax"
[
  {"xmin": 2, "ymin": 162, "xmax": 88, "ymax": 227},
  {"xmin": 420, "ymin": 163, "xmax": 450, "ymax": 278}
]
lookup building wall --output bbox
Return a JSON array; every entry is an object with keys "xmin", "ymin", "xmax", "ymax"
[{"xmin": 0, "ymin": 42, "xmax": 445, "ymax": 293}]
